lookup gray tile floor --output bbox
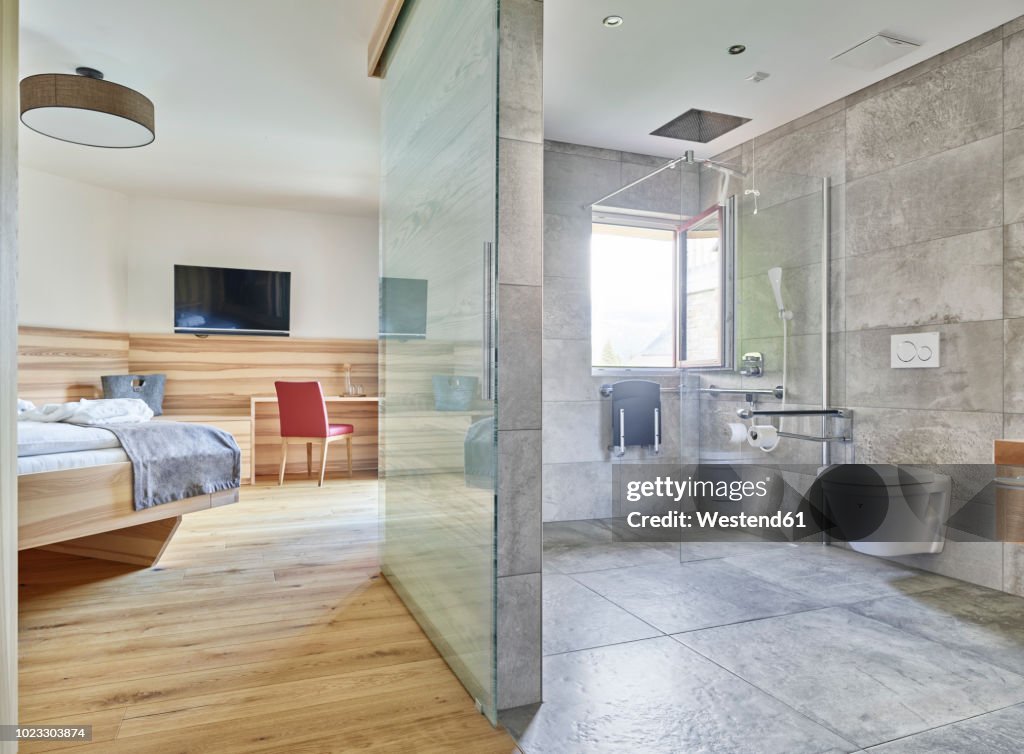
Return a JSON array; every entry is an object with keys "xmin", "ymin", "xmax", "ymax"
[{"xmin": 502, "ymin": 519, "xmax": 1024, "ymax": 753}]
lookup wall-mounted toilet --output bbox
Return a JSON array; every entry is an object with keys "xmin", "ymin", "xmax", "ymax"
[{"xmin": 818, "ymin": 465, "xmax": 951, "ymax": 556}]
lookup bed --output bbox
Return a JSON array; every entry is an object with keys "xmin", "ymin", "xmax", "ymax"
[{"xmin": 17, "ymin": 420, "xmax": 240, "ymax": 566}]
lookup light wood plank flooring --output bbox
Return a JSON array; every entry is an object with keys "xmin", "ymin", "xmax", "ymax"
[{"xmin": 18, "ymin": 474, "xmax": 518, "ymax": 753}]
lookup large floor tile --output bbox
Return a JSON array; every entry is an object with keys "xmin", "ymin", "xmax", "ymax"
[
  {"xmin": 544, "ymin": 539, "xmax": 680, "ymax": 574},
  {"xmin": 506, "ymin": 636, "xmax": 857, "ymax": 754},
  {"xmin": 543, "ymin": 519, "xmax": 615, "ymax": 547},
  {"xmin": 543, "ymin": 574, "xmax": 661, "ymax": 655},
  {"xmin": 723, "ymin": 545, "xmax": 957, "ymax": 605},
  {"xmin": 678, "ymin": 532, "xmax": 807, "ymax": 562},
  {"xmin": 867, "ymin": 703, "xmax": 1024, "ymax": 753},
  {"xmin": 574, "ymin": 560, "xmax": 822, "ymax": 633},
  {"xmin": 543, "ymin": 519, "xmax": 681, "ymax": 574},
  {"xmin": 677, "ymin": 608, "xmax": 1024, "ymax": 748},
  {"xmin": 848, "ymin": 584, "xmax": 1024, "ymax": 676}
]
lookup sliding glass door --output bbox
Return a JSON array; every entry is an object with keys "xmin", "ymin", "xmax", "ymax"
[{"xmin": 377, "ymin": 0, "xmax": 499, "ymax": 722}]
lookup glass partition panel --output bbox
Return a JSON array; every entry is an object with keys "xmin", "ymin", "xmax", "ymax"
[
  {"xmin": 378, "ymin": 0, "xmax": 498, "ymax": 722},
  {"xmin": 693, "ymin": 170, "xmax": 829, "ymax": 466},
  {"xmin": 740, "ymin": 171, "xmax": 827, "ymax": 466},
  {"xmin": 737, "ymin": 171, "xmax": 826, "ymax": 427}
]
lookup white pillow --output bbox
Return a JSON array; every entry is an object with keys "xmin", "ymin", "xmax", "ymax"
[{"xmin": 17, "ymin": 399, "xmax": 35, "ymax": 415}]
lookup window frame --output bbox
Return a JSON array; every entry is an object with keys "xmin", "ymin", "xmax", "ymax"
[
  {"xmin": 677, "ymin": 203, "xmax": 732, "ymax": 370},
  {"xmin": 589, "ymin": 200, "xmax": 734, "ymax": 375}
]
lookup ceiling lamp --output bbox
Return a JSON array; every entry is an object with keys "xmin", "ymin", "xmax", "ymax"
[{"xmin": 19, "ymin": 67, "xmax": 155, "ymax": 148}]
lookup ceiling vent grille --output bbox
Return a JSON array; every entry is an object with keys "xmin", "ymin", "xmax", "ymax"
[
  {"xmin": 831, "ymin": 34, "xmax": 920, "ymax": 71},
  {"xmin": 650, "ymin": 108, "xmax": 750, "ymax": 143}
]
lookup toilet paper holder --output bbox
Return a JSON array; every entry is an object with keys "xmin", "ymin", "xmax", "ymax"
[{"xmin": 736, "ymin": 406, "xmax": 854, "ymax": 444}]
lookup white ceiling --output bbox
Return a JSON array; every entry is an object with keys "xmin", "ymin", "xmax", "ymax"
[
  {"xmin": 22, "ymin": 1, "xmax": 1024, "ymax": 215},
  {"xmin": 19, "ymin": 0, "xmax": 385, "ymax": 216},
  {"xmin": 545, "ymin": 0, "xmax": 1024, "ymax": 159}
]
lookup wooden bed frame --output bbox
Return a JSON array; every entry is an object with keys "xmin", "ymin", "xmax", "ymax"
[
  {"xmin": 18, "ymin": 462, "xmax": 239, "ymax": 566},
  {"xmin": 16, "ymin": 327, "xmax": 244, "ymax": 566}
]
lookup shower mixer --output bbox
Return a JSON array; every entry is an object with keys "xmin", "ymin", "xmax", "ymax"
[{"xmin": 740, "ymin": 352, "xmax": 764, "ymax": 377}]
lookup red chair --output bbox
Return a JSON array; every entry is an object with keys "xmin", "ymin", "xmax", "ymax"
[{"xmin": 274, "ymin": 381, "xmax": 354, "ymax": 486}]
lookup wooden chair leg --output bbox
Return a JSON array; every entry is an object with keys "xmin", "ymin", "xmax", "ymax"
[
  {"xmin": 278, "ymin": 439, "xmax": 288, "ymax": 486},
  {"xmin": 346, "ymin": 435, "xmax": 353, "ymax": 477},
  {"xmin": 306, "ymin": 442, "xmax": 313, "ymax": 477},
  {"xmin": 319, "ymin": 440, "xmax": 330, "ymax": 487}
]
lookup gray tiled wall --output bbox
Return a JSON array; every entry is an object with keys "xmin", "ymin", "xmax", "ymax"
[
  {"xmin": 542, "ymin": 142, "xmax": 700, "ymax": 523},
  {"xmin": 540, "ymin": 14, "xmax": 1024, "ymax": 597},
  {"xmin": 705, "ymin": 14, "xmax": 1024, "ymax": 595},
  {"xmin": 496, "ymin": 0, "xmax": 543, "ymax": 711}
]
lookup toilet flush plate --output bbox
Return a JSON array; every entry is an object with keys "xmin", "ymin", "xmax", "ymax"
[{"xmin": 891, "ymin": 332, "xmax": 940, "ymax": 368}]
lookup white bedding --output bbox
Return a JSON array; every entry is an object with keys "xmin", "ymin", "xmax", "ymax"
[
  {"xmin": 17, "ymin": 422, "xmax": 121, "ymax": 457},
  {"xmin": 18, "ymin": 398, "xmax": 153, "ymax": 425},
  {"xmin": 17, "ymin": 448, "xmax": 129, "ymax": 475}
]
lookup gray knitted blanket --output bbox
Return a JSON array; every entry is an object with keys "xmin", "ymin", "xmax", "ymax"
[{"xmin": 100, "ymin": 421, "xmax": 241, "ymax": 510}]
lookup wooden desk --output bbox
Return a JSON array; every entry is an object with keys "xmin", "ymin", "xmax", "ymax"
[{"xmin": 249, "ymin": 396, "xmax": 380, "ymax": 484}]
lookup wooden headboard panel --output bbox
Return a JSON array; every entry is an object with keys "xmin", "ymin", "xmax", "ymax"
[
  {"xmin": 128, "ymin": 333, "xmax": 378, "ymax": 413},
  {"xmin": 18, "ymin": 327, "xmax": 130, "ymax": 406},
  {"xmin": 17, "ymin": 327, "xmax": 379, "ymax": 413}
]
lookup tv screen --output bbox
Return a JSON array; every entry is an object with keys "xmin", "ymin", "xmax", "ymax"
[
  {"xmin": 380, "ymin": 277, "xmax": 428, "ymax": 339},
  {"xmin": 174, "ymin": 264, "xmax": 291, "ymax": 336}
]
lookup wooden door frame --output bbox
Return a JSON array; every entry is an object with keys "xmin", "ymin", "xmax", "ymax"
[{"xmin": 0, "ymin": 0, "xmax": 18, "ymax": 747}]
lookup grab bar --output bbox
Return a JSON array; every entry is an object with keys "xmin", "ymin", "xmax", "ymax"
[
  {"xmin": 778, "ymin": 430, "xmax": 852, "ymax": 443},
  {"xmin": 600, "ymin": 384, "xmax": 679, "ymax": 398},
  {"xmin": 747, "ymin": 408, "xmax": 850, "ymax": 418},
  {"xmin": 700, "ymin": 384, "xmax": 784, "ymax": 399}
]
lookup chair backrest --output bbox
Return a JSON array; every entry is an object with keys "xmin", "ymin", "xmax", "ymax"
[{"xmin": 275, "ymin": 381, "xmax": 329, "ymax": 438}]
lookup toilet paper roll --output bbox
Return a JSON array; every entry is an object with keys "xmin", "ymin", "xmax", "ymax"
[
  {"xmin": 726, "ymin": 422, "xmax": 748, "ymax": 444},
  {"xmin": 747, "ymin": 424, "xmax": 780, "ymax": 452}
]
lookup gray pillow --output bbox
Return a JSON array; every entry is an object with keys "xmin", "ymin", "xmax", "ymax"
[{"xmin": 101, "ymin": 374, "xmax": 166, "ymax": 416}]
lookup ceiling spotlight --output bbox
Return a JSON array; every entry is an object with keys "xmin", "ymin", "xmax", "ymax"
[
  {"xmin": 728, "ymin": 44, "xmax": 747, "ymax": 55},
  {"xmin": 746, "ymin": 71, "xmax": 770, "ymax": 83},
  {"xmin": 603, "ymin": 15, "xmax": 624, "ymax": 28}
]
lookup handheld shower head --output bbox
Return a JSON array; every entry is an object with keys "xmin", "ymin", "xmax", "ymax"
[{"xmin": 767, "ymin": 267, "xmax": 793, "ymax": 320}]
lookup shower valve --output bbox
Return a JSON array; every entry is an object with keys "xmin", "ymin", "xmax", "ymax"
[{"xmin": 740, "ymin": 352, "xmax": 764, "ymax": 378}]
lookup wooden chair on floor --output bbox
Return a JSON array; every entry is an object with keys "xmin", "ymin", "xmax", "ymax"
[{"xmin": 274, "ymin": 381, "xmax": 354, "ymax": 487}]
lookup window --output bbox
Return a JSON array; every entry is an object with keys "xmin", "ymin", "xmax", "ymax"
[
  {"xmin": 591, "ymin": 222, "xmax": 677, "ymax": 368},
  {"xmin": 590, "ymin": 206, "xmax": 731, "ymax": 371},
  {"xmin": 680, "ymin": 207, "xmax": 728, "ymax": 368}
]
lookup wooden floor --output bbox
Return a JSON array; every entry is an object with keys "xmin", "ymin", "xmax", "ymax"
[{"xmin": 17, "ymin": 474, "xmax": 519, "ymax": 753}]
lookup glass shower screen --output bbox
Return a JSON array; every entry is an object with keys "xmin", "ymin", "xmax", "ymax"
[{"xmin": 377, "ymin": 0, "xmax": 499, "ymax": 723}]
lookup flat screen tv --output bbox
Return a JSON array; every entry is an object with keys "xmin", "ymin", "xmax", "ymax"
[
  {"xmin": 174, "ymin": 264, "xmax": 291, "ymax": 336},
  {"xmin": 380, "ymin": 277, "xmax": 428, "ymax": 339}
]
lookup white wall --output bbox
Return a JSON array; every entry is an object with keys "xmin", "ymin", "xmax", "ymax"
[
  {"xmin": 19, "ymin": 169, "xmax": 128, "ymax": 332},
  {"xmin": 19, "ymin": 167, "xmax": 379, "ymax": 339}
]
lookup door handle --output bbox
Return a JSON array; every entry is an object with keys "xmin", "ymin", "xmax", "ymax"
[{"xmin": 481, "ymin": 242, "xmax": 495, "ymax": 401}]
